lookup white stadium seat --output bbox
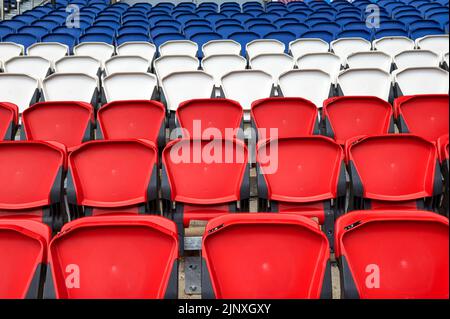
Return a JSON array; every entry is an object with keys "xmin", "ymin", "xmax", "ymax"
[
  {"xmin": 103, "ymin": 72, "xmax": 158, "ymax": 102},
  {"xmin": 159, "ymin": 40, "xmax": 198, "ymax": 57},
  {"xmin": 202, "ymin": 39, "xmax": 242, "ymax": 58},
  {"xmin": 250, "ymin": 53, "xmax": 295, "ymax": 83},
  {"xmin": 330, "ymin": 37, "xmax": 372, "ymax": 63},
  {"xmin": 337, "ymin": 68, "xmax": 392, "ymax": 101},
  {"xmin": 116, "ymin": 41, "xmax": 157, "ymax": 62},
  {"xmin": 4, "ymin": 56, "xmax": 51, "ymax": 81},
  {"xmin": 0, "ymin": 73, "xmax": 39, "ymax": 113},
  {"xmin": 346, "ymin": 51, "xmax": 393, "ymax": 73},
  {"xmin": 201, "ymin": 54, "xmax": 247, "ymax": 86},
  {"xmin": 154, "ymin": 55, "xmax": 199, "ymax": 82},
  {"xmin": 289, "ymin": 38, "xmax": 330, "ymax": 60},
  {"xmin": 395, "ymin": 67, "xmax": 449, "ymax": 96},
  {"xmin": 73, "ymin": 42, "xmax": 115, "ymax": 67},
  {"xmin": 373, "ymin": 36, "xmax": 415, "ymax": 58},
  {"xmin": 296, "ymin": 52, "xmax": 342, "ymax": 83},
  {"xmin": 415, "ymin": 34, "xmax": 450, "ymax": 57},
  {"xmin": 27, "ymin": 43, "xmax": 68, "ymax": 67},
  {"xmin": 246, "ymin": 39, "xmax": 285, "ymax": 60},
  {"xmin": 104, "ymin": 55, "xmax": 151, "ymax": 76},
  {"xmin": 42, "ymin": 73, "xmax": 98, "ymax": 103},
  {"xmin": 55, "ymin": 56, "xmax": 101, "ymax": 78},
  {"xmin": 0, "ymin": 42, "xmax": 23, "ymax": 65},
  {"xmin": 394, "ymin": 50, "xmax": 441, "ymax": 70}
]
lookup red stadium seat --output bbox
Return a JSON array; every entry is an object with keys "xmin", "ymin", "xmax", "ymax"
[
  {"xmin": 21, "ymin": 101, "xmax": 94, "ymax": 150},
  {"xmin": 0, "ymin": 141, "xmax": 66, "ymax": 229},
  {"xmin": 66, "ymin": 140, "xmax": 159, "ymax": 218},
  {"xmin": 44, "ymin": 215, "xmax": 178, "ymax": 299},
  {"xmin": 256, "ymin": 136, "xmax": 346, "ymax": 249},
  {"xmin": 97, "ymin": 100, "xmax": 166, "ymax": 150},
  {"xmin": 176, "ymin": 98, "xmax": 243, "ymax": 139},
  {"xmin": 0, "ymin": 219, "xmax": 51, "ymax": 299},
  {"xmin": 162, "ymin": 138, "xmax": 249, "ymax": 253},
  {"xmin": 394, "ymin": 94, "xmax": 449, "ymax": 143},
  {"xmin": 202, "ymin": 213, "xmax": 331, "ymax": 299},
  {"xmin": 251, "ymin": 97, "xmax": 320, "ymax": 141},
  {"xmin": 335, "ymin": 210, "xmax": 449, "ymax": 299},
  {"xmin": 0, "ymin": 102, "xmax": 18, "ymax": 141},
  {"xmin": 347, "ymin": 134, "xmax": 442, "ymax": 211},
  {"xmin": 322, "ymin": 96, "xmax": 395, "ymax": 145}
]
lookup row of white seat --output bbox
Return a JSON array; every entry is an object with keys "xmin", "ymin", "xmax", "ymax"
[{"xmin": 1, "ymin": 66, "xmax": 448, "ymax": 115}]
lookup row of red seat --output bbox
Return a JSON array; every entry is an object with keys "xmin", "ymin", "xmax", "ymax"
[
  {"xmin": 1, "ymin": 210, "xmax": 448, "ymax": 299},
  {"xmin": 1, "ymin": 94, "xmax": 448, "ymax": 147}
]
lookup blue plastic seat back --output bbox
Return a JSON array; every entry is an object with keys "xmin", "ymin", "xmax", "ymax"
[
  {"xmin": 197, "ymin": 9, "xmax": 217, "ymax": 18},
  {"xmin": 229, "ymin": 31, "xmax": 260, "ymax": 56},
  {"xmin": 148, "ymin": 14, "xmax": 172, "ymax": 25},
  {"xmin": 336, "ymin": 17, "xmax": 362, "ymax": 26},
  {"xmin": 153, "ymin": 32, "xmax": 186, "ymax": 48},
  {"xmin": 116, "ymin": 33, "xmax": 151, "ymax": 45},
  {"xmin": 185, "ymin": 25, "xmax": 215, "ymax": 38},
  {"xmin": 3, "ymin": 33, "xmax": 38, "ymax": 50},
  {"xmin": 245, "ymin": 18, "xmax": 271, "ymax": 28},
  {"xmin": 302, "ymin": 30, "xmax": 335, "ymax": 43},
  {"xmin": 189, "ymin": 32, "xmax": 222, "ymax": 56},
  {"xmin": 31, "ymin": 19, "xmax": 60, "ymax": 31},
  {"xmin": 43, "ymin": 15, "xmax": 67, "ymax": 24},
  {"xmin": 177, "ymin": 14, "xmax": 200, "ymax": 25},
  {"xmin": 273, "ymin": 18, "xmax": 299, "ymax": 28},
  {"xmin": 410, "ymin": 26, "xmax": 445, "ymax": 39},
  {"xmin": 374, "ymin": 28, "xmax": 409, "ymax": 39},
  {"xmin": 249, "ymin": 24, "xmax": 278, "ymax": 37},
  {"xmin": 257, "ymin": 12, "xmax": 282, "ymax": 22},
  {"xmin": 279, "ymin": 23, "xmax": 309, "ymax": 38},
  {"xmin": 337, "ymin": 29, "xmax": 372, "ymax": 41},
  {"xmin": 154, "ymin": 19, "xmax": 182, "ymax": 28},
  {"xmin": 185, "ymin": 19, "xmax": 211, "ymax": 27},
  {"xmin": 205, "ymin": 13, "xmax": 228, "ymax": 24},
  {"xmin": 216, "ymin": 24, "xmax": 245, "ymax": 38},
  {"xmin": 0, "ymin": 25, "xmax": 14, "ymax": 40},
  {"xmin": 231, "ymin": 13, "xmax": 253, "ymax": 23},
  {"xmin": 264, "ymin": 31, "xmax": 296, "ymax": 50},
  {"xmin": 428, "ymin": 12, "xmax": 450, "ymax": 27},
  {"xmin": 85, "ymin": 25, "xmax": 116, "ymax": 37},
  {"xmin": 1, "ymin": 20, "xmax": 27, "ymax": 31},
  {"xmin": 93, "ymin": 20, "xmax": 121, "ymax": 30},
  {"xmin": 306, "ymin": 17, "xmax": 331, "ymax": 27},
  {"xmin": 284, "ymin": 12, "xmax": 308, "ymax": 22},
  {"xmin": 397, "ymin": 15, "xmax": 423, "ymax": 25},
  {"xmin": 151, "ymin": 25, "xmax": 180, "ymax": 38},
  {"xmin": 311, "ymin": 22, "xmax": 342, "ymax": 36},
  {"xmin": 16, "ymin": 26, "xmax": 47, "ymax": 40},
  {"xmin": 79, "ymin": 32, "xmax": 114, "ymax": 45},
  {"xmin": 409, "ymin": 19, "xmax": 442, "ymax": 30},
  {"xmin": 53, "ymin": 26, "xmax": 83, "ymax": 38},
  {"xmin": 42, "ymin": 33, "xmax": 77, "ymax": 50},
  {"xmin": 118, "ymin": 25, "xmax": 148, "ymax": 36},
  {"xmin": 12, "ymin": 14, "xmax": 38, "ymax": 25}
]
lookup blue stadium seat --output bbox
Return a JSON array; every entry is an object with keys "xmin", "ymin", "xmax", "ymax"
[
  {"xmin": 94, "ymin": 20, "xmax": 121, "ymax": 30},
  {"xmin": 0, "ymin": 25, "xmax": 14, "ymax": 40},
  {"xmin": 216, "ymin": 24, "xmax": 245, "ymax": 38},
  {"xmin": 284, "ymin": 12, "xmax": 308, "ymax": 21},
  {"xmin": 153, "ymin": 32, "xmax": 186, "ymax": 48},
  {"xmin": 12, "ymin": 14, "xmax": 38, "ymax": 25},
  {"xmin": 116, "ymin": 33, "xmax": 151, "ymax": 45},
  {"xmin": 232, "ymin": 13, "xmax": 254, "ymax": 23},
  {"xmin": 410, "ymin": 26, "xmax": 445, "ymax": 39},
  {"xmin": 185, "ymin": 25, "xmax": 215, "ymax": 38},
  {"xmin": 302, "ymin": 30, "xmax": 335, "ymax": 43},
  {"xmin": 374, "ymin": 28, "xmax": 409, "ymax": 38},
  {"xmin": 205, "ymin": 13, "xmax": 228, "ymax": 24},
  {"xmin": 244, "ymin": 18, "xmax": 271, "ymax": 28},
  {"xmin": 52, "ymin": 26, "xmax": 83, "ymax": 39},
  {"xmin": 17, "ymin": 26, "xmax": 48, "ymax": 40},
  {"xmin": 185, "ymin": 19, "xmax": 212, "ymax": 27},
  {"xmin": 264, "ymin": 31, "xmax": 296, "ymax": 49},
  {"xmin": 215, "ymin": 18, "xmax": 240, "ymax": 27},
  {"xmin": 273, "ymin": 18, "xmax": 299, "ymax": 28},
  {"xmin": 0, "ymin": 20, "xmax": 27, "ymax": 31},
  {"xmin": 118, "ymin": 25, "xmax": 148, "ymax": 36},
  {"xmin": 3, "ymin": 33, "xmax": 38, "ymax": 50},
  {"xmin": 249, "ymin": 24, "xmax": 278, "ymax": 37},
  {"xmin": 428, "ymin": 12, "xmax": 450, "ymax": 27},
  {"xmin": 228, "ymin": 31, "xmax": 260, "ymax": 56},
  {"xmin": 337, "ymin": 29, "xmax": 373, "ymax": 41},
  {"xmin": 85, "ymin": 25, "xmax": 116, "ymax": 37},
  {"xmin": 151, "ymin": 25, "xmax": 180, "ymax": 38},
  {"xmin": 279, "ymin": 23, "xmax": 309, "ymax": 38},
  {"xmin": 42, "ymin": 33, "xmax": 77, "ymax": 50},
  {"xmin": 189, "ymin": 32, "xmax": 222, "ymax": 55},
  {"xmin": 258, "ymin": 12, "xmax": 282, "ymax": 22},
  {"xmin": 177, "ymin": 14, "xmax": 200, "ymax": 25},
  {"xmin": 311, "ymin": 22, "xmax": 342, "ymax": 36},
  {"xmin": 409, "ymin": 19, "xmax": 442, "ymax": 30},
  {"xmin": 79, "ymin": 32, "xmax": 114, "ymax": 45},
  {"xmin": 31, "ymin": 19, "xmax": 59, "ymax": 31}
]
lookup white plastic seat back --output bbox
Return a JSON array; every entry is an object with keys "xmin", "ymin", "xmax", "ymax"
[
  {"xmin": 202, "ymin": 54, "xmax": 247, "ymax": 86},
  {"xmin": 73, "ymin": 42, "xmax": 115, "ymax": 67},
  {"xmin": 278, "ymin": 69, "xmax": 332, "ymax": 108},
  {"xmin": 415, "ymin": 35, "xmax": 450, "ymax": 56},
  {"xmin": 0, "ymin": 42, "xmax": 23, "ymax": 64},
  {"xmin": 338, "ymin": 68, "xmax": 392, "ymax": 101},
  {"xmin": 330, "ymin": 38, "xmax": 372, "ymax": 63},
  {"xmin": 104, "ymin": 55, "xmax": 150, "ymax": 76},
  {"xmin": 296, "ymin": 53, "xmax": 342, "ymax": 83},
  {"xmin": 395, "ymin": 67, "xmax": 449, "ymax": 95},
  {"xmin": 42, "ymin": 73, "xmax": 97, "ymax": 103},
  {"xmin": 159, "ymin": 40, "xmax": 198, "ymax": 57},
  {"xmin": 346, "ymin": 51, "xmax": 393, "ymax": 73},
  {"xmin": 246, "ymin": 39, "xmax": 285, "ymax": 60},
  {"xmin": 55, "ymin": 56, "xmax": 101, "ymax": 78},
  {"xmin": 0, "ymin": 73, "xmax": 38, "ymax": 113},
  {"xmin": 4, "ymin": 56, "xmax": 51, "ymax": 81},
  {"xmin": 27, "ymin": 43, "xmax": 68, "ymax": 67},
  {"xmin": 289, "ymin": 38, "xmax": 329, "ymax": 60},
  {"xmin": 161, "ymin": 71, "xmax": 214, "ymax": 112},
  {"xmin": 221, "ymin": 70, "xmax": 273, "ymax": 120},
  {"xmin": 103, "ymin": 72, "xmax": 158, "ymax": 102},
  {"xmin": 373, "ymin": 36, "xmax": 415, "ymax": 58},
  {"xmin": 116, "ymin": 42, "xmax": 156, "ymax": 62},
  {"xmin": 202, "ymin": 40, "xmax": 241, "ymax": 58},
  {"xmin": 394, "ymin": 50, "xmax": 441, "ymax": 70},
  {"xmin": 250, "ymin": 53, "xmax": 294, "ymax": 83},
  {"xmin": 154, "ymin": 55, "xmax": 199, "ymax": 81}
]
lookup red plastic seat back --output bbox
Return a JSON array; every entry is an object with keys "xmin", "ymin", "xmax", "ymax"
[
  {"xmin": 97, "ymin": 100, "xmax": 166, "ymax": 148},
  {"xmin": 348, "ymin": 135, "xmax": 440, "ymax": 203},
  {"xmin": 162, "ymin": 138, "xmax": 248, "ymax": 205},
  {"xmin": 323, "ymin": 96, "xmax": 394, "ymax": 145},
  {"xmin": 47, "ymin": 215, "xmax": 178, "ymax": 299},
  {"xmin": 0, "ymin": 219, "xmax": 50, "ymax": 299},
  {"xmin": 251, "ymin": 97, "xmax": 319, "ymax": 140},
  {"xmin": 395, "ymin": 94, "xmax": 449, "ymax": 142},
  {"xmin": 202, "ymin": 214, "xmax": 331, "ymax": 299},
  {"xmin": 335, "ymin": 210, "xmax": 449, "ymax": 299},
  {"xmin": 67, "ymin": 140, "xmax": 158, "ymax": 209},
  {"xmin": 176, "ymin": 99, "xmax": 243, "ymax": 139},
  {"xmin": 0, "ymin": 102, "xmax": 18, "ymax": 140},
  {"xmin": 22, "ymin": 101, "xmax": 94, "ymax": 150},
  {"xmin": 257, "ymin": 136, "xmax": 344, "ymax": 203},
  {"xmin": 0, "ymin": 141, "xmax": 65, "ymax": 211}
]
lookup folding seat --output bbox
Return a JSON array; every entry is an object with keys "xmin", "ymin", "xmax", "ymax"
[
  {"xmin": 85, "ymin": 25, "xmax": 116, "ymax": 38},
  {"xmin": 202, "ymin": 39, "xmax": 241, "ymax": 57},
  {"xmin": 216, "ymin": 18, "xmax": 241, "ymax": 27},
  {"xmin": 228, "ymin": 31, "xmax": 260, "ymax": 56},
  {"xmin": 247, "ymin": 24, "xmax": 278, "ymax": 38},
  {"xmin": 201, "ymin": 54, "xmax": 247, "ymax": 87},
  {"xmin": 102, "ymin": 72, "xmax": 158, "ymax": 103},
  {"xmin": 0, "ymin": 219, "xmax": 51, "ymax": 299},
  {"xmin": 273, "ymin": 18, "xmax": 300, "ymax": 28},
  {"xmin": 205, "ymin": 13, "xmax": 228, "ymax": 24},
  {"xmin": 289, "ymin": 38, "xmax": 330, "ymax": 60},
  {"xmin": 415, "ymin": 34, "xmax": 450, "ymax": 56},
  {"xmin": 158, "ymin": 39, "xmax": 198, "ymax": 57},
  {"xmin": 115, "ymin": 33, "xmax": 150, "ymax": 46},
  {"xmin": 3, "ymin": 33, "xmax": 38, "ymax": 50},
  {"xmin": 346, "ymin": 51, "xmax": 393, "ymax": 73},
  {"xmin": 0, "ymin": 141, "xmax": 66, "ymax": 228},
  {"xmin": 79, "ymin": 33, "xmax": 114, "ymax": 45},
  {"xmin": 41, "ymin": 33, "xmax": 77, "ymax": 52},
  {"xmin": 104, "ymin": 55, "xmax": 150, "ymax": 77},
  {"xmin": 373, "ymin": 36, "xmax": 416, "ymax": 57},
  {"xmin": 251, "ymin": 97, "xmax": 320, "ymax": 141},
  {"xmin": 0, "ymin": 74, "xmax": 39, "ymax": 113},
  {"xmin": 54, "ymin": 56, "xmax": 101, "ymax": 79},
  {"xmin": 278, "ymin": 22, "xmax": 309, "ymax": 38},
  {"xmin": 394, "ymin": 50, "xmax": 441, "ymax": 70},
  {"xmin": 154, "ymin": 55, "xmax": 199, "ymax": 83},
  {"xmin": 330, "ymin": 37, "xmax": 372, "ymax": 63},
  {"xmin": 410, "ymin": 19, "xmax": 442, "ymax": 30},
  {"xmin": 250, "ymin": 53, "xmax": 295, "ymax": 83},
  {"xmin": 231, "ymin": 13, "xmax": 253, "ymax": 23},
  {"xmin": 43, "ymin": 214, "xmax": 178, "ymax": 299},
  {"xmin": 0, "ymin": 42, "xmax": 24, "ymax": 66},
  {"xmin": 161, "ymin": 138, "xmax": 250, "ymax": 252},
  {"xmin": 278, "ymin": 70, "xmax": 334, "ymax": 109},
  {"xmin": 394, "ymin": 67, "xmax": 449, "ymax": 96},
  {"xmin": 394, "ymin": 94, "xmax": 449, "ymax": 143},
  {"xmin": 428, "ymin": 11, "xmax": 449, "ymax": 28},
  {"xmin": 201, "ymin": 213, "xmax": 332, "ymax": 299},
  {"xmin": 3, "ymin": 56, "xmax": 51, "ymax": 81},
  {"xmin": 42, "ymin": 73, "xmax": 98, "ymax": 105},
  {"xmin": 410, "ymin": 26, "xmax": 445, "ymax": 40},
  {"xmin": 176, "ymin": 98, "xmax": 243, "ymax": 139},
  {"xmin": 31, "ymin": 19, "xmax": 59, "ymax": 31},
  {"xmin": 21, "ymin": 101, "xmax": 94, "ymax": 150},
  {"xmin": 264, "ymin": 31, "xmax": 296, "ymax": 50},
  {"xmin": 0, "ymin": 102, "xmax": 18, "ymax": 141},
  {"xmin": 189, "ymin": 32, "xmax": 222, "ymax": 56},
  {"xmin": 184, "ymin": 25, "xmax": 214, "ymax": 39},
  {"xmin": 348, "ymin": 134, "xmax": 443, "ymax": 211},
  {"xmin": 73, "ymin": 42, "xmax": 115, "ymax": 67},
  {"xmin": 161, "ymin": 71, "xmax": 215, "ymax": 116},
  {"xmin": 17, "ymin": 26, "xmax": 48, "ymax": 41},
  {"xmin": 0, "ymin": 20, "xmax": 27, "ymax": 32},
  {"xmin": 246, "ymin": 39, "xmax": 286, "ymax": 62},
  {"xmin": 296, "ymin": 53, "xmax": 342, "ymax": 83},
  {"xmin": 51, "ymin": 26, "xmax": 83, "ymax": 39},
  {"xmin": 335, "ymin": 210, "xmax": 448, "ymax": 299},
  {"xmin": 221, "ymin": 70, "xmax": 273, "ymax": 121},
  {"xmin": 256, "ymin": 136, "xmax": 346, "ymax": 249},
  {"xmin": 322, "ymin": 96, "xmax": 395, "ymax": 145},
  {"xmin": 0, "ymin": 25, "xmax": 14, "ymax": 40}
]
